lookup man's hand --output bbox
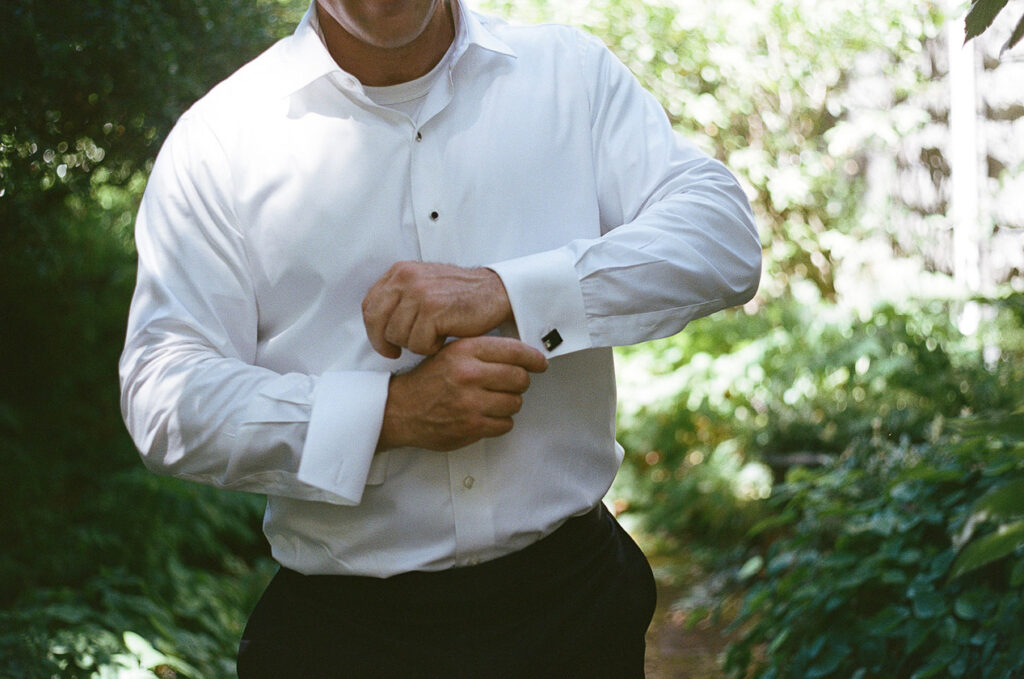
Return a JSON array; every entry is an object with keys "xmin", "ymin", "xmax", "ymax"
[
  {"xmin": 377, "ymin": 336, "xmax": 548, "ymax": 452},
  {"xmin": 362, "ymin": 262, "xmax": 513, "ymax": 358}
]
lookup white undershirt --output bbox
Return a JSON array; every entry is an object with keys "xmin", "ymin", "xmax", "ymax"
[{"xmin": 312, "ymin": 4, "xmax": 460, "ymax": 123}]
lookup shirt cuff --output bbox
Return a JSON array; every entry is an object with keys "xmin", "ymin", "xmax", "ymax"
[
  {"xmin": 487, "ymin": 248, "xmax": 590, "ymax": 357},
  {"xmin": 297, "ymin": 370, "xmax": 390, "ymax": 504}
]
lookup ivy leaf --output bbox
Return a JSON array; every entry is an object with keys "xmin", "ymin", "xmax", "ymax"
[
  {"xmin": 1002, "ymin": 12, "xmax": 1024, "ymax": 54},
  {"xmin": 965, "ymin": 0, "xmax": 1010, "ymax": 42},
  {"xmin": 912, "ymin": 590, "xmax": 948, "ymax": 619},
  {"xmin": 806, "ymin": 642, "xmax": 849, "ymax": 678},
  {"xmin": 950, "ymin": 521, "xmax": 1024, "ymax": 579},
  {"xmin": 1011, "ymin": 558, "xmax": 1024, "ymax": 588},
  {"xmin": 969, "ymin": 478, "xmax": 1024, "ymax": 521},
  {"xmin": 953, "ymin": 588, "xmax": 993, "ymax": 620}
]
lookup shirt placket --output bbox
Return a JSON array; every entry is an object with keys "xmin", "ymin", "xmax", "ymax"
[
  {"xmin": 445, "ymin": 441, "xmax": 496, "ymax": 565},
  {"xmin": 408, "ymin": 75, "xmax": 457, "ymax": 262},
  {"xmin": 409, "ymin": 75, "xmax": 498, "ymax": 564}
]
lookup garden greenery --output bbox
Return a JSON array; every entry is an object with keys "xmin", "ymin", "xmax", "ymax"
[
  {"xmin": 1, "ymin": 1, "xmax": 297, "ymax": 676},
  {"xmin": 614, "ymin": 294, "xmax": 1024, "ymax": 536},
  {"xmin": 2, "ymin": 0, "xmax": 1021, "ymax": 676},
  {"xmin": 612, "ymin": 293, "xmax": 1024, "ymax": 678},
  {"xmin": 724, "ymin": 407, "xmax": 1024, "ymax": 679}
]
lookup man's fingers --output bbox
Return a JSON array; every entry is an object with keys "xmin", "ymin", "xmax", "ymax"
[
  {"xmin": 478, "ymin": 416, "xmax": 515, "ymax": 439},
  {"xmin": 468, "ymin": 363, "xmax": 532, "ymax": 394},
  {"xmin": 378, "ymin": 335, "xmax": 545, "ymax": 452},
  {"xmin": 405, "ymin": 313, "xmax": 446, "ymax": 356},
  {"xmin": 362, "ymin": 262, "xmax": 513, "ymax": 358},
  {"xmin": 479, "ymin": 392, "xmax": 524, "ymax": 417},
  {"xmin": 362, "ymin": 284, "xmax": 403, "ymax": 358},
  {"xmin": 464, "ymin": 336, "xmax": 549, "ymax": 373},
  {"xmin": 382, "ymin": 300, "xmax": 418, "ymax": 351}
]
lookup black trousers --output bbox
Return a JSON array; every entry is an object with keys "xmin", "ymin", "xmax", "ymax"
[{"xmin": 237, "ymin": 504, "xmax": 657, "ymax": 678}]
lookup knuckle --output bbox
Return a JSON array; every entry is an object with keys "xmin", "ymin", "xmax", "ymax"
[
  {"xmin": 420, "ymin": 294, "xmax": 443, "ymax": 313},
  {"xmin": 464, "ymin": 366, "xmax": 483, "ymax": 387},
  {"xmin": 492, "ymin": 418, "xmax": 514, "ymax": 436},
  {"xmin": 465, "ymin": 414, "xmax": 488, "ymax": 435},
  {"xmin": 446, "ymin": 337, "xmax": 471, "ymax": 355},
  {"xmin": 458, "ymin": 336, "xmax": 480, "ymax": 353},
  {"xmin": 393, "ymin": 261, "xmax": 417, "ymax": 282},
  {"xmin": 515, "ymin": 369, "xmax": 531, "ymax": 392},
  {"xmin": 457, "ymin": 364, "xmax": 481, "ymax": 384}
]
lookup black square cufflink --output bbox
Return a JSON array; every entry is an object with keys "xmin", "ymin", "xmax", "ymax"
[{"xmin": 541, "ymin": 329, "xmax": 563, "ymax": 352}]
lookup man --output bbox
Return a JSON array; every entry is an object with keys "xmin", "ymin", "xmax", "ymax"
[{"xmin": 119, "ymin": 0, "xmax": 760, "ymax": 676}]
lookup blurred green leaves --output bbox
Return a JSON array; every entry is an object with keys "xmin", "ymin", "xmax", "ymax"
[
  {"xmin": 613, "ymin": 293, "xmax": 1024, "ymax": 543},
  {"xmin": 950, "ymin": 475, "xmax": 1024, "ymax": 579},
  {"xmin": 610, "ymin": 292, "xmax": 1024, "ymax": 677},
  {"xmin": 723, "ymin": 408, "xmax": 1024, "ymax": 678},
  {"xmin": 1, "ymin": 1, "xmax": 301, "ymax": 677}
]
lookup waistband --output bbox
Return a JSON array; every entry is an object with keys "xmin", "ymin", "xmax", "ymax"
[{"xmin": 276, "ymin": 503, "xmax": 611, "ymax": 611}]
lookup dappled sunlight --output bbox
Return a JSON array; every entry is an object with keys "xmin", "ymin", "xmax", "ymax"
[{"xmin": 3, "ymin": 0, "xmax": 1022, "ymax": 676}]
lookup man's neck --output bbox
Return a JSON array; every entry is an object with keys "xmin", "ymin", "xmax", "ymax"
[{"xmin": 316, "ymin": 1, "xmax": 455, "ymax": 87}]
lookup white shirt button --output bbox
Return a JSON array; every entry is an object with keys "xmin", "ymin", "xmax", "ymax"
[{"xmin": 463, "ymin": 475, "xmax": 475, "ymax": 489}]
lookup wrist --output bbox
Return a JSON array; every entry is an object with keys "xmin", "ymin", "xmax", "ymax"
[
  {"xmin": 376, "ymin": 372, "xmax": 411, "ymax": 452},
  {"xmin": 481, "ymin": 267, "xmax": 514, "ymax": 326}
]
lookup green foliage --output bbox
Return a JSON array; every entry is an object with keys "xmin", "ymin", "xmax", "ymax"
[
  {"xmin": 0, "ymin": 1, "xmax": 296, "ymax": 446},
  {"xmin": 633, "ymin": 295, "xmax": 1024, "ymax": 678},
  {"xmin": 723, "ymin": 411, "xmax": 1024, "ymax": 679},
  {"xmin": 0, "ymin": 466, "xmax": 276, "ymax": 678},
  {"xmin": 613, "ymin": 293, "xmax": 1024, "ymax": 546},
  {"xmin": 0, "ymin": 465, "xmax": 277, "ymax": 677},
  {"xmin": 1, "ymin": 1, "xmax": 304, "ymax": 675},
  {"xmin": 948, "ymin": 462, "xmax": 1024, "ymax": 580}
]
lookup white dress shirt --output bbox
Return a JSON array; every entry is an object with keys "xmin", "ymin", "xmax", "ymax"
[{"xmin": 119, "ymin": 1, "xmax": 760, "ymax": 577}]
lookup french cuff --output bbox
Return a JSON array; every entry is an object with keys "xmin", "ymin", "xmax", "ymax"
[
  {"xmin": 297, "ymin": 370, "xmax": 390, "ymax": 505},
  {"xmin": 487, "ymin": 248, "xmax": 590, "ymax": 358}
]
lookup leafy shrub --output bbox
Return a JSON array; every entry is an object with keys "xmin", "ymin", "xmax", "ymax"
[
  {"xmin": 0, "ymin": 2, "xmax": 302, "ymax": 675},
  {"xmin": 724, "ymin": 411, "xmax": 1024, "ymax": 679},
  {"xmin": 0, "ymin": 469, "xmax": 275, "ymax": 678},
  {"xmin": 613, "ymin": 293, "xmax": 1024, "ymax": 545}
]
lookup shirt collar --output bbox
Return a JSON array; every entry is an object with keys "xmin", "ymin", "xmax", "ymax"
[{"xmin": 277, "ymin": 0, "xmax": 515, "ymax": 99}]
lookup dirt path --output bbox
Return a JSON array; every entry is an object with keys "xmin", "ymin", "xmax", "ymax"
[{"xmin": 643, "ymin": 566, "xmax": 735, "ymax": 679}]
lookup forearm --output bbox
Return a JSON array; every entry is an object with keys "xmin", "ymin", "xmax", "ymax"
[
  {"xmin": 120, "ymin": 332, "xmax": 390, "ymax": 504},
  {"xmin": 572, "ymin": 157, "xmax": 761, "ymax": 346},
  {"xmin": 490, "ymin": 158, "xmax": 760, "ymax": 356},
  {"xmin": 489, "ymin": 33, "xmax": 761, "ymax": 357}
]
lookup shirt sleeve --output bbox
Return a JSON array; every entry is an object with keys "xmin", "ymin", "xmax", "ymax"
[
  {"xmin": 118, "ymin": 112, "xmax": 387, "ymax": 506},
  {"xmin": 488, "ymin": 31, "xmax": 761, "ymax": 357}
]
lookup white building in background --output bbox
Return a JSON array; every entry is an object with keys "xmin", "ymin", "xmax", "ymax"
[{"xmin": 895, "ymin": 9, "xmax": 1023, "ymax": 297}]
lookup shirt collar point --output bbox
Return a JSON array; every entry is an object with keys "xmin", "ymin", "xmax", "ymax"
[{"xmin": 461, "ymin": 5, "xmax": 517, "ymax": 59}]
